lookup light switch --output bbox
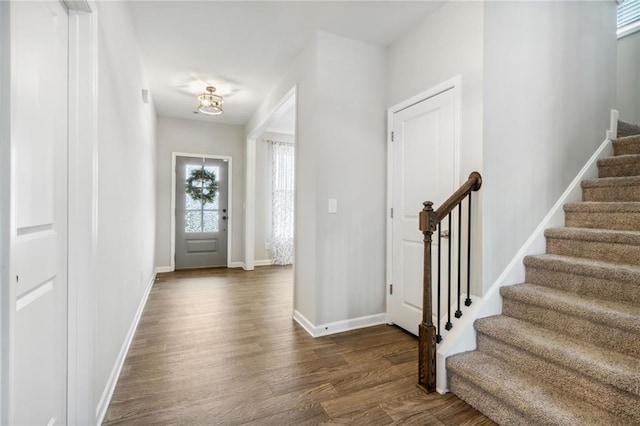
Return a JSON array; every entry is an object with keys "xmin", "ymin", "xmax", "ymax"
[{"xmin": 328, "ymin": 198, "xmax": 337, "ymax": 214}]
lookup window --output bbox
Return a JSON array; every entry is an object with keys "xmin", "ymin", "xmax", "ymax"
[
  {"xmin": 185, "ymin": 164, "xmax": 219, "ymax": 233},
  {"xmin": 618, "ymin": 0, "xmax": 640, "ymax": 38}
]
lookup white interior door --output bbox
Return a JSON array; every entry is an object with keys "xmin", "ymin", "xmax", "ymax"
[
  {"xmin": 10, "ymin": 1, "xmax": 69, "ymax": 424},
  {"xmin": 389, "ymin": 88, "xmax": 456, "ymax": 336}
]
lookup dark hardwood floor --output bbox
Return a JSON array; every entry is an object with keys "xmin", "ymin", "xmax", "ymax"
[{"xmin": 103, "ymin": 266, "xmax": 494, "ymax": 425}]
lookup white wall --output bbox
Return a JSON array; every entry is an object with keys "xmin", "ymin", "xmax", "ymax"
[
  {"xmin": 617, "ymin": 30, "xmax": 640, "ymax": 124},
  {"xmin": 247, "ymin": 35, "xmax": 318, "ymax": 322},
  {"xmin": 482, "ymin": 1, "xmax": 617, "ymax": 291},
  {"xmin": 93, "ymin": 1, "xmax": 157, "ymax": 418},
  {"xmin": 387, "ymin": 1, "xmax": 484, "ymax": 295},
  {"xmin": 155, "ymin": 116, "xmax": 245, "ymax": 268},
  {"xmin": 313, "ymin": 32, "xmax": 387, "ymax": 325},
  {"xmin": 246, "ymin": 32, "xmax": 387, "ymax": 326}
]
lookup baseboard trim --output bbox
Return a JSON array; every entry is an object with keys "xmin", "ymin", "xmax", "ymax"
[
  {"xmin": 229, "ymin": 261, "xmax": 246, "ymax": 269},
  {"xmin": 254, "ymin": 259, "xmax": 274, "ymax": 267},
  {"xmin": 293, "ymin": 310, "xmax": 387, "ymax": 338},
  {"xmin": 154, "ymin": 266, "xmax": 172, "ymax": 274},
  {"xmin": 95, "ymin": 273, "xmax": 155, "ymax": 424}
]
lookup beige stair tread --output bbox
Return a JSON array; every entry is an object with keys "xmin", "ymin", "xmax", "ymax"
[
  {"xmin": 500, "ymin": 283, "xmax": 640, "ymax": 335},
  {"xmin": 448, "ymin": 352, "xmax": 631, "ymax": 426},
  {"xmin": 598, "ymin": 154, "xmax": 640, "ymax": 166},
  {"xmin": 563, "ymin": 201, "xmax": 640, "ymax": 213},
  {"xmin": 524, "ymin": 253, "xmax": 640, "ymax": 281},
  {"xmin": 581, "ymin": 175, "xmax": 640, "ymax": 188},
  {"xmin": 475, "ymin": 315, "xmax": 640, "ymax": 395},
  {"xmin": 544, "ymin": 226, "xmax": 640, "ymax": 245}
]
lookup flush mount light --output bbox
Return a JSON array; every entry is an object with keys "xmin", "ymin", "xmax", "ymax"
[{"xmin": 197, "ymin": 86, "xmax": 223, "ymax": 115}]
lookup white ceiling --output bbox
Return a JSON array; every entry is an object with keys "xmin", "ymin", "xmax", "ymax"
[{"xmin": 128, "ymin": 1, "xmax": 444, "ymax": 126}]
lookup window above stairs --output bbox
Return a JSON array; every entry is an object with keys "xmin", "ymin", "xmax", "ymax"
[{"xmin": 618, "ymin": 0, "xmax": 640, "ymax": 38}]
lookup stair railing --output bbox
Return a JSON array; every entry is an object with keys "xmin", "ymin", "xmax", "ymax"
[{"xmin": 418, "ymin": 171, "xmax": 482, "ymax": 393}]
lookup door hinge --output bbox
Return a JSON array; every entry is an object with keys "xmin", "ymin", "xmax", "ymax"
[
  {"xmin": 391, "ymin": 131, "xmax": 394, "ymax": 142},
  {"xmin": 389, "ymin": 284, "xmax": 393, "ymax": 295},
  {"xmin": 390, "ymin": 207, "xmax": 393, "ymax": 218}
]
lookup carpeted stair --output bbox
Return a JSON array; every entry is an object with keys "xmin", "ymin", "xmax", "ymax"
[{"xmin": 446, "ymin": 130, "xmax": 640, "ymax": 425}]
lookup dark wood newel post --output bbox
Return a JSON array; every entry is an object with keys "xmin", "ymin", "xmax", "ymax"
[{"xmin": 418, "ymin": 201, "xmax": 437, "ymax": 393}]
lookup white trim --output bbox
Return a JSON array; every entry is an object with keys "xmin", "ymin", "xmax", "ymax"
[
  {"xmin": 228, "ymin": 261, "xmax": 271, "ymax": 270},
  {"xmin": 293, "ymin": 310, "xmax": 387, "ymax": 338},
  {"xmin": 170, "ymin": 152, "xmax": 233, "ymax": 270},
  {"xmin": 154, "ymin": 266, "xmax": 172, "ymax": 274},
  {"xmin": 244, "ymin": 139, "xmax": 256, "ymax": 271},
  {"xmin": 433, "ymin": 109, "xmax": 619, "ymax": 394},
  {"xmin": 0, "ymin": 1, "xmax": 11, "ymax": 421},
  {"xmin": 607, "ymin": 109, "xmax": 619, "ymax": 141},
  {"xmin": 244, "ymin": 86, "xmax": 297, "ymax": 271},
  {"xmin": 95, "ymin": 274, "xmax": 155, "ymax": 424},
  {"xmin": 67, "ymin": 4, "xmax": 98, "ymax": 425},
  {"xmin": 385, "ymin": 76, "xmax": 462, "ymax": 327}
]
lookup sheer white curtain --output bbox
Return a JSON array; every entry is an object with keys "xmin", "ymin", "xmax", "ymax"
[{"xmin": 269, "ymin": 140, "xmax": 295, "ymax": 265}]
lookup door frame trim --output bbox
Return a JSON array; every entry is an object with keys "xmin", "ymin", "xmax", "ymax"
[
  {"xmin": 0, "ymin": 2, "xmax": 11, "ymax": 422},
  {"xmin": 67, "ymin": 2, "xmax": 98, "ymax": 425},
  {"xmin": 386, "ymin": 75, "xmax": 462, "ymax": 323},
  {"xmin": 244, "ymin": 86, "xmax": 296, "ymax": 271},
  {"xmin": 170, "ymin": 152, "xmax": 233, "ymax": 270}
]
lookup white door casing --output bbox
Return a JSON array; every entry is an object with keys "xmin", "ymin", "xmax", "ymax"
[
  {"xmin": 9, "ymin": 1, "xmax": 69, "ymax": 424},
  {"xmin": 387, "ymin": 78, "xmax": 460, "ymax": 336}
]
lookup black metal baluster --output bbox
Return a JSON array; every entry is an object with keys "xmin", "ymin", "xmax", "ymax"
[
  {"xmin": 455, "ymin": 202, "xmax": 463, "ymax": 318},
  {"xmin": 445, "ymin": 213, "xmax": 453, "ymax": 330},
  {"xmin": 465, "ymin": 193, "xmax": 473, "ymax": 307},
  {"xmin": 437, "ymin": 223, "xmax": 442, "ymax": 343}
]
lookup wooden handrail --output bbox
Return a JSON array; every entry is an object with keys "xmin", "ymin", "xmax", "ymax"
[
  {"xmin": 417, "ymin": 171, "xmax": 482, "ymax": 393},
  {"xmin": 435, "ymin": 172, "xmax": 482, "ymax": 223}
]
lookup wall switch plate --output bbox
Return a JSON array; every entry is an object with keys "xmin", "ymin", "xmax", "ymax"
[
  {"xmin": 265, "ymin": 242, "xmax": 271, "ymax": 250},
  {"xmin": 328, "ymin": 198, "xmax": 337, "ymax": 213}
]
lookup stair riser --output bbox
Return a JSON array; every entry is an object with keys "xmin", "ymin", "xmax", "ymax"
[
  {"xmin": 546, "ymin": 237, "xmax": 640, "ymax": 266},
  {"xmin": 599, "ymin": 163, "xmax": 640, "ymax": 178},
  {"xmin": 614, "ymin": 143, "xmax": 640, "ymax": 156},
  {"xmin": 502, "ymin": 299, "xmax": 639, "ymax": 358},
  {"xmin": 583, "ymin": 185, "xmax": 640, "ymax": 202},
  {"xmin": 477, "ymin": 333, "xmax": 640, "ymax": 422},
  {"xmin": 525, "ymin": 266, "xmax": 640, "ymax": 307},
  {"xmin": 565, "ymin": 211, "xmax": 640, "ymax": 232},
  {"xmin": 447, "ymin": 373, "xmax": 531, "ymax": 426}
]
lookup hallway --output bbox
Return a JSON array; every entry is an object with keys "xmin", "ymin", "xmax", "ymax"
[{"xmin": 103, "ymin": 266, "xmax": 493, "ymax": 425}]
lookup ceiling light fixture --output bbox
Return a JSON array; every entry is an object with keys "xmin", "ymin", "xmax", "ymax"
[{"xmin": 197, "ymin": 86, "xmax": 223, "ymax": 115}]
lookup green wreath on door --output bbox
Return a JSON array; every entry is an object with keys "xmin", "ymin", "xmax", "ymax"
[{"xmin": 185, "ymin": 167, "xmax": 219, "ymax": 204}]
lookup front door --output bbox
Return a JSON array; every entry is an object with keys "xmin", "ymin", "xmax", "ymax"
[
  {"xmin": 10, "ymin": 1, "xmax": 69, "ymax": 424},
  {"xmin": 388, "ymin": 88, "xmax": 457, "ymax": 335},
  {"xmin": 175, "ymin": 156, "xmax": 229, "ymax": 269}
]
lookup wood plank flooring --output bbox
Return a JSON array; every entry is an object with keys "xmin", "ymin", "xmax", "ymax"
[{"xmin": 103, "ymin": 266, "xmax": 494, "ymax": 425}]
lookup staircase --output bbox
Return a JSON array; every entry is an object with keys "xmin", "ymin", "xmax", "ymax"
[{"xmin": 446, "ymin": 132, "xmax": 640, "ymax": 425}]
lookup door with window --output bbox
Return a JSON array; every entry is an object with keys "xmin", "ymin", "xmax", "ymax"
[{"xmin": 175, "ymin": 156, "xmax": 229, "ymax": 268}]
